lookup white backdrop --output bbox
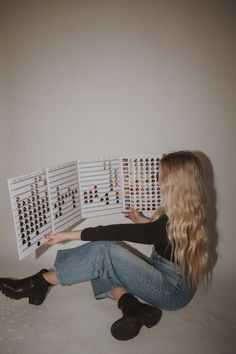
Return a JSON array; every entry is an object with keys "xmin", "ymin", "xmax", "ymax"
[{"xmin": 0, "ymin": 0, "xmax": 235, "ymax": 297}]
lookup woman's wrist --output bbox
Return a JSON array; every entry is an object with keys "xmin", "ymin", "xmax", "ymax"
[
  {"xmin": 138, "ymin": 216, "xmax": 151, "ymax": 224},
  {"xmin": 70, "ymin": 230, "xmax": 82, "ymax": 240}
]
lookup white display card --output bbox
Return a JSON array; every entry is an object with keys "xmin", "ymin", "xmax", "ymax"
[
  {"xmin": 8, "ymin": 154, "xmax": 162, "ymax": 260},
  {"xmin": 78, "ymin": 158, "xmax": 123, "ymax": 218},
  {"xmin": 8, "ymin": 170, "xmax": 52, "ymax": 260},
  {"xmin": 121, "ymin": 156, "xmax": 161, "ymax": 211},
  {"xmin": 47, "ymin": 161, "xmax": 82, "ymax": 233}
]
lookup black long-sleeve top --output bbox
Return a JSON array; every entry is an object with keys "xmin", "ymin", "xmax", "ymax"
[{"xmin": 81, "ymin": 214, "xmax": 173, "ymax": 262}]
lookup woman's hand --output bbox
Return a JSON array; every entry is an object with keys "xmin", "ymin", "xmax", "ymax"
[
  {"xmin": 122, "ymin": 208, "xmax": 150, "ymax": 224},
  {"xmin": 44, "ymin": 231, "xmax": 82, "ymax": 245}
]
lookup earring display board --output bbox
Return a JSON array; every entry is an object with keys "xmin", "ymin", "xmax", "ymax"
[
  {"xmin": 78, "ymin": 158, "xmax": 122, "ymax": 218},
  {"xmin": 121, "ymin": 156, "xmax": 161, "ymax": 211},
  {"xmin": 8, "ymin": 170, "xmax": 53, "ymax": 260},
  {"xmin": 8, "ymin": 155, "xmax": 162, "ymax": 260},
  {"xmin": 47, "ymin": 161, "xmax": 82, "ymax": 233}
]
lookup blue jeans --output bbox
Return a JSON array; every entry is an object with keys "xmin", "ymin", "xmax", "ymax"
[{"xmin": 54, "ymin": 241, "xmax": 194, "ymax": 310}]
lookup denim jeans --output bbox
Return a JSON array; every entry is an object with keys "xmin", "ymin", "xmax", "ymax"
[{"xmin": 54, "ymin": 241, "xmax": 194, "ymax": 310}]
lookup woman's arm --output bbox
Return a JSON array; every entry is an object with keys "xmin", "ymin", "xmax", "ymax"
[
  {"xmin": 44, "ymin": 208, "xmax": 150, "ymax": 246},
  {"xmin": 44, "ymin": 230, "xmax": 82, "ymax": 245},
  {"xmin": 81, "ymin": 215, "xmax": 168, "ymax": 245},
  {"xmin": 44, "ymin": 212, "xmax": 168, "ymax": 246}
]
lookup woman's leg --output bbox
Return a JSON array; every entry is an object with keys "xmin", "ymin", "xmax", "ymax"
[
  {"xmin": 63, "ymin": 240, "xmax": 191, "ymax": 310},
  {"xmin": 53, "ymin": 240, "xmax": 164, "ymax": 337},
  {"xmin": 1, "ymin": 240, "xmax": 192, "ymax": 310},
  {"xmin": 53, "ymin": 240, "xmax": 164, "ymax": 306},
  {"xmin": 111, "ymin": 287, "xmax": 129, "ymax": 301},
  {"xmin": 42, "ymin": 270, "xmax": 58, "ymax": 285},
  {"xmin": 0, "ymin": 241, "xmax": 164, "ymax": 341},
  {"xmin": 42, "ymin": 271, "xmax": 129, "ymax": 302}
]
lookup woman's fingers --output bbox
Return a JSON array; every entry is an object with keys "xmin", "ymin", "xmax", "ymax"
[
  {"xmin": 44, "ymin": 234, "xmax": 57, "ymax": 244},
  {"xmin": 122, "ymin": 208, "xmax": 136, "ymax": 216},
  {"xmin": 121, "ymin": 211, "xmax": 129, "ymax": 216},
  {"xmin": 121, "ymin": 211, "xmax": 137, "ymax": 223},
  {"xmin": 122, "ymin": 211, "xmax": 133, "ymax": 218}
]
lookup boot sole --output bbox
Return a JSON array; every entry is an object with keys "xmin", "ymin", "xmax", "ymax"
[
  {"xmin": 0, "ymin": 285, "xmax": 47, "ymax": 305},
  {"xmin": 111, "ymin": 307, "xmax": 162, "ymax": 340},
  {"xmin": 111, "ymin": 316, "xmax": 142, "ymax": 340}
]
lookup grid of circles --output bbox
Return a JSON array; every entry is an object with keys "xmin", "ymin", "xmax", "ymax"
[
  {"xmin": 81, "ymin": 159, "xmax": 120, "ymax": 207},
  {"xmin": 16, "ymin": 175, "xmax": 50, "ymax": 248},
  {"xmin": 54, "ymin": 186, "xmax": 78, "ymax": 218},
  {"xmin": 122, "ymin": 157, "xmax": 161, "ymax": 211}
]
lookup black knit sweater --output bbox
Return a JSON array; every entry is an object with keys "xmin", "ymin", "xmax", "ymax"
[{"xmin": 81, "ymin": 214, "xmax": 173, "ymax": 261}]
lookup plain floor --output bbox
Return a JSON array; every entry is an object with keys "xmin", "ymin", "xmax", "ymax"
[{"xmin": 0, "ymin": 272, "xmax": 235, "ymax": 354}]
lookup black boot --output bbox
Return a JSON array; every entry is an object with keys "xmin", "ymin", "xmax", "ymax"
[
  {"xmin": 0, "ymin": 269, "xmax": 52, "ymax": 305},
  {"xmin": 111, "ymin": 294, "xmax": 162, "ymax": 340}
]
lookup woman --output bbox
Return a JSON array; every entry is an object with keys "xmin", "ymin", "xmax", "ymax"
[{"xmin": 0, "ymin": 151, "xmax": 209, "ymax": 340}]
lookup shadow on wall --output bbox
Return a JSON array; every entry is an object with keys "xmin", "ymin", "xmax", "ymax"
[{"xmin": 195, "ymin": 151, "xmax": 218, "ymax": 289}]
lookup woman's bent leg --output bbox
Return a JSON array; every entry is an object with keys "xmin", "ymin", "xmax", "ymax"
[
  {"xmin": 54, "ymin": 240, "xmax": 193, "ymax": 310},
  {"xmin": 54, "ymin": 241, "xmax": 161, "ymax": 306},
  {"xmin": 54, "ymin": 241, "xmax": 126, "ymax": 290}
]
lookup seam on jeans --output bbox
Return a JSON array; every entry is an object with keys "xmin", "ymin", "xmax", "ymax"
[
  {"xmin": 112, "ymin": 261, "xmax": 170, "ymax": 295},
  {"xmin": 113, "ymin": 261, "xmax": 191, "ymax": 298}
]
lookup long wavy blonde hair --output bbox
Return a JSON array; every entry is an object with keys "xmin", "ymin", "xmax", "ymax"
[{"xmin": 150, "ymin": 151, "xmax": 208, "ymax": 289}]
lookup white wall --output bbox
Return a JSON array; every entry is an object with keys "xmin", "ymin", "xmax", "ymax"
[{"xmin": 0, "ymin": 0, "xmax": 235, "ymax": 292}]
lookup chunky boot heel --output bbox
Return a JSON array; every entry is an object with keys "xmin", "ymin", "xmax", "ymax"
[
  {"xmin": 142, "ymin": 306, "xmax": 162, "ymax": 328},
  {"xmin": 0, "ymin": 269, "xmax": 52, "ymax": 305},
  {"xmin": 29, "ymin": 294, "xmax": 47, "ymax": 305}
]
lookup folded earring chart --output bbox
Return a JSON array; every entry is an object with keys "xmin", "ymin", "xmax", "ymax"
[{"xmin": 8, "ymin": 155, "xmax": 161, "ymax": 260}]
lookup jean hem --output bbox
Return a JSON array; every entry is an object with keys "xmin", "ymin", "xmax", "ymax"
[
  {"xmin": 54, "ymin": 251, "xmax": 69, "ymax": 286},
  {"xmin": 95, "ymin": 291, "xmax": 115, "ymax": 300}
]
